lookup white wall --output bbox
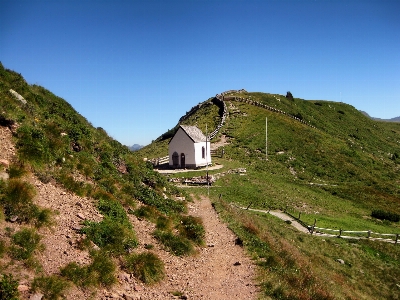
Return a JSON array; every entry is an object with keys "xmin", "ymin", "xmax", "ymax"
[
  {"xmin": 168, "ymin": 128, "xmax": 211, "ymax": 168},
  {"xmin": 169, "ymin": 128, "xmax": 195, "ymax": 167},
  {"xmin": 194, "ymin": 141, "xmax": 211, "ymax": 167}
]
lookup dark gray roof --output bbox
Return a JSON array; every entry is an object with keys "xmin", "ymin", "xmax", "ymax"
[{"xmin": 180, "ymin": 125, "xmax": 207, "ymax": 143}]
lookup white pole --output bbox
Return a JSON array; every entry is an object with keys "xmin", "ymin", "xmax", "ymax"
[
  {"xmin": 266, "ymin": 117, "xmax": 268, "ymax": 161},
  {"xmin": 206, "ymin": 124, "xmax": 209, "ymax": 196}
]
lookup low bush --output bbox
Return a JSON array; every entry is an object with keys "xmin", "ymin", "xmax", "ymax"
[
  {"xmin": 81, "ymin": 219, "xmax": 138, "ymax": 255},
  {"xmin": 0, "ymin": 239, "xmax": 5, "ymax": 257},
  {"xmin": 156, "ymin": 215, "xmax": 173, "ymax": 231},
  {"xmin": 60, "ymin": 262, "xmax": 91, "ymax": 287},
  {"xmin": 124, "ymin": 252, "xmax": 165, "ymax": 284},
  {"xmin": 134, "ymin": 186, "xmax": 186, "ymax": 215},
  {"xmin": 10, "ymin": 228, "xmax": 41, "ymax": 260},
  {"xmin": 1, "ymin": 179, "xmax": 36, "ymax": 221},
  {"xmin": 177, "ymin": 216, "xmax": 205, "ymax": 246},
  {"xmin": 1, "ymin": 179, "xmax": 52, "ymax": 227},
  {"xmin": 153, "ymin": 230, "xmax": 194, "ymax": 256},
  {"xmin": 16, "ymin": 125, "xmax": 51, "ymax": 166},
  {"xmin": 8, "ymin": 162, "xmax": 27, "ymax": 179},
  {"xmin": 371, "ymin": 210, "xmax": 400, "ymax": 222},
  {"xmin": 0, "ymin": 274, "xmax": 19, "ymax": 300},
  {"xmin": 133, "ymin": 205, "xmax": 160, "ymax": 223},
  {"xmin": 61, "ymin": 251, "xmax": 116, "ymax": 287},
  {"xmin": 32, "ymin": 275, "xmax": 70, "ymax": 299},
  {"xmin": 96, "ymin": 198, "xmax": 131, "ymax": 228},
  {"xmin": 88, "ymin": 251, "xmax": 116, "ymax": 287}
]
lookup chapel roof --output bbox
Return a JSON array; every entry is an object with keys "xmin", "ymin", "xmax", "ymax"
[{"xmin": 179, "ymin": 125, "xmax": 208, "ymax": 143}]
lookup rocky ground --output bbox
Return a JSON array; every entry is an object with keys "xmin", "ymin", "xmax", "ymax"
[{"xmin": 0, "ymin": 125, "xmax": 259, "ymax": 299}]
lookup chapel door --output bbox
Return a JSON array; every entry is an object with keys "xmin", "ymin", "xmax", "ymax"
[
  {"xmin": 180, "ymin": 153, "xmax": 185, "ymax": 168},
  {"xmin": 172, "ymin": 152, "xmax": 179, "ymax": 168}
]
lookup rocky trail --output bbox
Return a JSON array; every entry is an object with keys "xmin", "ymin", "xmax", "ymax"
[{"xmin": 0, "ymin": 125, "xmax": 259, "ymax": 299}]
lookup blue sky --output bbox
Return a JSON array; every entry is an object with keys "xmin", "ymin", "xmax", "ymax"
[{"xmin": 1, "ymin": 0, "xmax": 399, "ymax": 146}]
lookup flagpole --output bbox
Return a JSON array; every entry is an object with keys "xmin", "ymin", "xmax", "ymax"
[
  {"xmin": 266, "ymin": 117, "xmax": 268, "ymax": 161},
  {"xmin": 206, "ymin": 124, "xmax": 209, "ymax": 196}
]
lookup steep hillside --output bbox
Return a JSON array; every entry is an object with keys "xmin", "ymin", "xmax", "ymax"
[
  {"xmin": 0, "ymin": 64, "xmax": 258, "ymax": 299},
  {"xmin": 140, "ymin": 90, "xmax": 400, "ymax": 299}
]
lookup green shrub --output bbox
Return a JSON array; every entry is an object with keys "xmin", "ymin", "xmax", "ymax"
[
  {"xmin": 0, "ymin": 239, "xmax": 5, "ymax": 257},
  {"xmin": 81, "ymin": 219, "xmax": 138, "ymax": 255},
  {"xmin": 156, "ymin": 215, "xmax": 173, "ymax": 231},
  {"xmin": 8, "ymin": 162, "xmax": 27, "ymax": 179},
  {"xmin": 133, "ymin": 205, "xmax": 160, "ymax": 223},
  {"xmin": 134, "ymin": 186, "xmax": 186, "ymax": 215},
  {"xmin": 32, "ymin": 275, "xmax": 70, "ymax": 299},
  {"xmin": 61, "ymin": 251, "xmax": 116, "ymax": 287},
  {"xmin": 16, "ymin": 125, "xmax": 51, "ymax": 166},
  {"xmin": 34, "ymin": 208, "xmax": 53, "ymax": 228},
  {"xmin": 177, "ymin": 216, "xmax": 205, "ymax": 246},
  {"xmin": 60, "ymin": 262, "xmax": 91, "ymax": 287},
  {"xmin": 10, "ymin": 228, "xmax": 41, "ymax": 260},
  {"xmin": 88, "ymin": 251, "xmax": 116, "ymax": 287},
  {"xmin": 153, "ymin": 230, "xmax": 194, "ymax": 256},
  {"xmin": 57, "ymin": 173, "xmax": 90, "ymax": 197},
  {"xmin": 124, "ymin": 252, "xmax": 165, "ymax": 285},
  {"xmin": 97, "ymin": 198, "xmax": 131, "ymax": 228},
  {"xmin": 0, "ymin": 274, "xmax": 19, "ymax": 300},
  {"xmin": 1, "ymin": 179, "xmax": 36, "ymax": 222},
  {"xmin": 371, "ymin": 210, "xmax": 400, "ymax": 222}
]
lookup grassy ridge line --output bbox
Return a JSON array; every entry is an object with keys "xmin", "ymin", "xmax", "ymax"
[{"xmin": 142, "ymin": 89, "xmax": 400, "ymax": 298}]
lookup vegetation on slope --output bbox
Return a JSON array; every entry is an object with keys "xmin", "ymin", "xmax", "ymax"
[
  {"xmin": 0, "ymin": 62, "xmax": 205, "ymax": 298},
  {"xmin": 141, "ymin": 90, "xmax": 400, "ymax": 299}
]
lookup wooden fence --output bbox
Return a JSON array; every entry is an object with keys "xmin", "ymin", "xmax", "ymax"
[{"xmin": 284, "ymin": 206, "xmax": 399, "ymax": 244}]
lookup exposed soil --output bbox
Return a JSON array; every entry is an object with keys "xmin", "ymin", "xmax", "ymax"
[{"xmin": 0, "ymin": 125, "xmax": 259, "ymax": 300}]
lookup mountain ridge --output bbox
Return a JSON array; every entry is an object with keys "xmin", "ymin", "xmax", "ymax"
[{"xmin": 360, "ymin": 110, "xmax": 400, "ymax": 122}]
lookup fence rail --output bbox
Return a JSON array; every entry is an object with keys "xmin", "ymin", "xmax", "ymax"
[
  {"xmin": 309, "ymin": 224, "xmax": 399, "ymax": 244},
  {"xmin": 283, "ymin": 206, "xmax": 399, "ymax": 244}
]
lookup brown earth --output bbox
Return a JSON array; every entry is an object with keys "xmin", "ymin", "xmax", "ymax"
[{"xmin": 0, "ymin": 125, "xmax": 259, "ymax": 299}]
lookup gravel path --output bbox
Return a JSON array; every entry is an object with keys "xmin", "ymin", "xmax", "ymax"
[
  {"xmin": 125, "ymin": 195, "xmax": 259, "ymax": 299},
  {"xmin": 1, "ymin": 125, "xmax": 259, "ymax": 299}
]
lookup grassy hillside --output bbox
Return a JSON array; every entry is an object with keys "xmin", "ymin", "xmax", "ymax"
[
  {"xmin": 140, "ymin": 90, "xmax": 400, "ymax": 299},
  {"xmin": 0, "ymin": 63, "xmax": 205, "ymax": 298}
]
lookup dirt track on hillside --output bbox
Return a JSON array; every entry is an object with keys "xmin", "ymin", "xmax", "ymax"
[
  {"xmin": 126, "ymin": 195, "xmax": 259, "ymax": 299},
  {"xmin": 0, "ymin": 125, "xmax": 259, "ymax": 299}
]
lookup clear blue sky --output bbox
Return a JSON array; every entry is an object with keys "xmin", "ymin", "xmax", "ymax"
[{"xmin": 1, "ymin": 0, "xmax": 399, "ymax": 146}]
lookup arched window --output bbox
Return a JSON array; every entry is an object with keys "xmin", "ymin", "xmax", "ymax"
[{"xmin": 202, "ymin": 146, "xmax": 205, "ymax": 159}]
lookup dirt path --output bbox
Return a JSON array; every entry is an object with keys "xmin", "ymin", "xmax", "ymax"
[
  {"xmin": 232, "ymin": 204, "xmax": 310, "ymax": 234},
  {"xmin": 127, "ymin": 195, "xmax": 259, "ymax": 299},
  {"xmin": 1, "ymin": 126, "xmax": 259, "ymax": 299}
]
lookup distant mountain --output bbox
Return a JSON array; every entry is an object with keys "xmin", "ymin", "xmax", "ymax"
[
  {"xmin": 360, "ymin": 110, "xmax": 400, "ymax": 122},
  {"xmin": 129, "ymin": 144, "xmax": 144, "ymax": 151}
]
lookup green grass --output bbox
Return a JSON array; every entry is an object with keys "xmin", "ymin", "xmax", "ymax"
[
  {"xmin": 140, "ymin": 90, "xmax": 400, "ymax": 299},
  {"xmin": 81, "ymin": 218, "xmax": 138, "ymax": 255},
  {"xmin": 2, "ymin": 63, "xmax": 400, "ymax": 299},
  {"xmin": 153, "ymin": 230, "xmax": 194, "ymax": 256},
  {"xmin": 10, "ymin": 228, "xmax": 41, "ymax": 261},
  {"xmin": 177, "ymin": 215, "xmax": 205, "ymax": 246},
  {"xmin": 0, "ymin": 274, "xmax": 19, "ymax": 300},
  {"xmin": 123, "ymin": 252, "xmax": 165, "ymax": 284},
  {"xmin": 32, "ymin": 275, "xmax": 70, "ymax": 300},
  {"xmin": 60, "ymin": 251, "xmax": 116, "ymax": 288}
]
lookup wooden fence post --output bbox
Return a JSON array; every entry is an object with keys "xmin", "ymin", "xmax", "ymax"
[
  {"xmin": 311, "ymin": 219, "xmax": 316, "ymax": 235},
  {"xmin": 339, "ymin": 229, "xmax": 342, "ymax": 237},
  {"xmin": 396, "ymin": 234, "xmax": 399, "ymax": 245},
  {"xmin": 368, "ymin": 230, "xmax": 371, "ymax": 238}
]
